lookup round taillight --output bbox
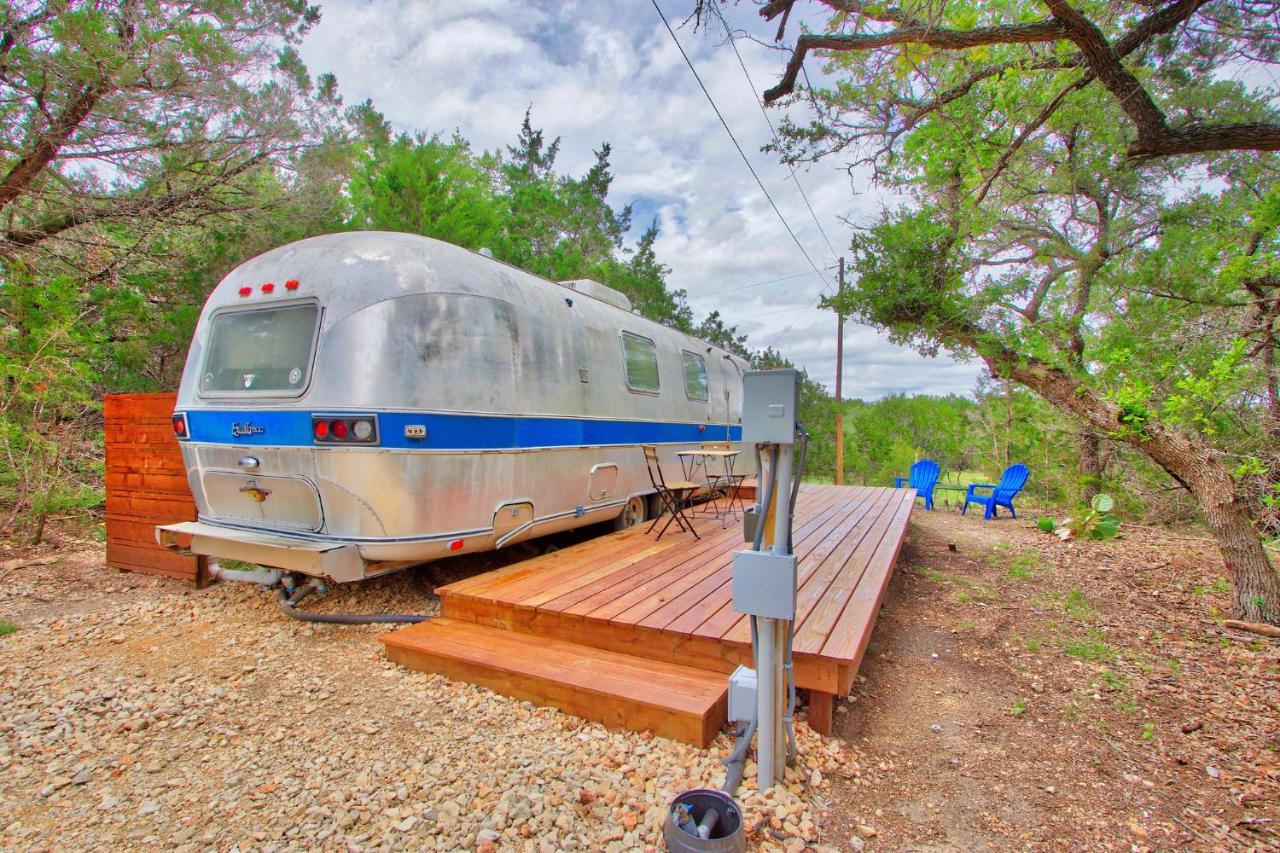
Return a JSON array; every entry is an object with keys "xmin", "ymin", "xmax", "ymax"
[
  {"xmin": 238, "ymin": 286, "xmax": 252, "ymax": 297},
  {"xmin": 261, "ymin": 282, "xmax": 275, "ymax": 294},
  {"xmin": 313, "ymin": 420, "xmax": 329, "ymax": 440},
  {"xmin": 172, "ymin": 415, "xmax": 187, "ymax": 438},
  {"xmin": 285, "ymin": 279, "xmax": 300, "ymax": 290},
  {"xmin": 352, "ymin": 419, "xmax": 373, "ymax": 441},
  {"xmin": 330, "ymin": 419, "xmax": 349, "ymax": 439}
]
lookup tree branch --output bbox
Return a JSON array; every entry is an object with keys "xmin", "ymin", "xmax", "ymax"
[
  {"xmin": 764, "ymin": 0, "xmax": 1280, "ymax": 160},
  {"xmin": 0, "ymin": 81, "xmax": 108, "ymax": 212},
  {"xmin": 0, "ymin": 152, "xmax": 270, "ymax": 251},
  {"xmin": 763, "ymin": 21, "xmax": 1069, "ymax": 102},
  {"xmin": 1129, "ymin": 122, "xmax": 1280, "ymax": 158},
  {"xmin": 1040, "ymin": 0, "xmax": 1171, "ymax": 143},
  {"xmin": 974, "ymin": 73, "xmax": 1093, "ymax": 204}
]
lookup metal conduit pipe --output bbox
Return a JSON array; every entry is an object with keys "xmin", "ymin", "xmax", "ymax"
[
  {"xmin": 784, "ymin": 627, "xmax": 799, "ymax": 763},
  {"xmin": 725, "ymin": 440, "xmax": 789, "ymax": 792},
  {"xmin": 783, "ymin": 425, "xmax": 809, "ymax": 762},
  {"xmin": 752, "ymin": 445, "xmax": 779, "ymax": 554},
  {"xmin": 787, "ymin": 425, "xmax": 809, "ymax": 551},
  {"xmin": 275, "ymin": 582, "xmax": 430, "ymax": 625}
]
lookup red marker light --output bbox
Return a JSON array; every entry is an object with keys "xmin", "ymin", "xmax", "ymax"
[
  {"xmin": 172, "ymin": 414, "xmax": 188, "ymax": 438},
  {"xmin": 449, "ymin": 539, "xmax": 464, "ymax": 551},
  {"xmin": 313, "ymin": 419, "xmax": 329, "ymax": 440},
  {"xmin": 238, "ymin": 286, "xmax": 252, "ymax": 297},
  {"xmin": 329, "ymin": 419, "xmax": 348, "ymax": 440},
  {"xmin": 285, "ymin": 279, "xmax": 300, "ymax": 291},
  {"xmin": 261, "ymin": 282, "xmax": 275, "ymax": 294}
]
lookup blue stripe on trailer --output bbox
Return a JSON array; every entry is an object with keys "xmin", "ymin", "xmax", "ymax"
[{"xmin": 181, "ymin": 410, "xmax": 742, "ymax": 451}]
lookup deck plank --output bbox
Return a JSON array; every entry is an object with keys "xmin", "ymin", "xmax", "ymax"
[
  {"xmin": 428, "ymin": 484, "xmax": 914, "ymax": 700},
  {"xmin": 818, "ymin": 492, "xmax": 915, "ymax": 661},
  {"xmin": 706, "ymin": 487, "xmax": 890, "ymax": 644},
  {"xmin": 652, "ymin": 488, "xmax": 874, "ymax": 636},
  {"xmin": 524, "ymin": 507, "xmax": 756, "ymax": 611},
  {"xmin": 794, "ymin": 489, "xmax": 912, "ymax": 654},
  {"xmin": 452, "ymin": 526, "xmax": 658, "ymax": 601},
  {"xmin": 560, "ymin": 487, "xmax": 836, "ymax": 622},
  {"xmin": 382, "ymin": 617, "xmax": 727, "ymax": 746},
  {"xmin": 607, "ymin": 488, "xmax": 844, "ymax": 629},
  {"xmin": 439, "ymin": 531, "xmax": 639, "ymax": 597}
]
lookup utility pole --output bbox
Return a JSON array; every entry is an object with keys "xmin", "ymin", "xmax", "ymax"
[{"xmin": 834, "ymin": 257, "xmax": 845, "ymax": 486}]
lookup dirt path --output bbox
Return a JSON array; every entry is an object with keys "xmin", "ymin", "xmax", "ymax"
[{"xmin": 820, "ymin": 509, "xmax": 1279, "ymax": 850}]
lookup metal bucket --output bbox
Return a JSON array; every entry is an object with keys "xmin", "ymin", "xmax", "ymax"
[{"xmin": 664, "ymin": 789, "xmax": 746, "ymax": 853}]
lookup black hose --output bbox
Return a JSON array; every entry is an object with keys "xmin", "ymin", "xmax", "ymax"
[
  {"xmin": 721, "ymin": 716, "xmax": 757, "ymax": 794},
  {"xmin": 275, "ymin": 585, "xmax": 430, "ymax": 624}
]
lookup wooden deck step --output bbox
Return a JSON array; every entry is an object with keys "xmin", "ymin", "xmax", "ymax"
[{"xmin": 381, "ymin": 617, "xmax": 728, "ymax": 747}]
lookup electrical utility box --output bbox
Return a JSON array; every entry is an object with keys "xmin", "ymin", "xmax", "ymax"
[
  {"xmin": 741, "ymin": 369, "xmax": 800, "ymax": 445},
  {"xmin": 732, "ymin": 549, "xmax": 797, "ymax": 619},
  {"xmin": 728, "ymin": 666, "xmax": 758, "ymax": 722}
]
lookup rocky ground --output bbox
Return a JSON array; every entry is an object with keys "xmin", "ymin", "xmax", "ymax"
[
  {"xmin": 1, "ymin": 510, "xmax": 1277, "ymax": 851},
  {"xmin": 0, "ymin": 531, "xmax": 850, "ymax": 852}
]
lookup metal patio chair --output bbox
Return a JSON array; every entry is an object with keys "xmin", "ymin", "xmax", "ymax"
[
  {"xmin": 701, "ymin": 442, "xmax": 747, "ymax": 523},
  {"xmin": 643, "ymin": 445, "xmax": 700, "ymax": 541}
]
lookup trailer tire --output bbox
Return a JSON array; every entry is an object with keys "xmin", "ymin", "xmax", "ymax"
[{"xmin": 613, "ymin": 496, "xmax": 648, "ymax": 531}]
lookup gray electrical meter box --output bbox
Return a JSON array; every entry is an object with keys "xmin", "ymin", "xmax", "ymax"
[{"xmin": 741, "ymin": 369, "xmax": 799, "ymax": 445}]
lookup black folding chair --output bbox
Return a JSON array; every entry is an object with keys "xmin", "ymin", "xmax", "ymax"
[{"xmin": 643, "ymin": 445, "xmax": 700, "ymax": 541}]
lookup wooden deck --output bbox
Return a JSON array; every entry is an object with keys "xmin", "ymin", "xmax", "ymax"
[{"xmin": 383, "ymin": 484, "xmax": 913, "ymax": 743}]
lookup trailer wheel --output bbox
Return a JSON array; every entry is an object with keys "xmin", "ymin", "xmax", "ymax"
[{"xmin": 613, "ymin": 496, "xmax": 647, "ymax": 530}]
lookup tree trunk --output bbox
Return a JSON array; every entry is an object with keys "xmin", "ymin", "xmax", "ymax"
[
  {"xmin": 1079, "ymin": 428, "xmax": 1103, "ymax": 503},
  {"xmin": 973, "ymin": 341, "xmax": 1280, "ymax": 624},
  {"xmin": 1003, "ymin": 380, "xmax": 1013, "ymax": 469}
]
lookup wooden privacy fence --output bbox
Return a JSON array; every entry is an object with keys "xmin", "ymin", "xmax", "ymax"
[{"xmin": 104, "ymin": 392, "xmax": 208, "ymax": 585}]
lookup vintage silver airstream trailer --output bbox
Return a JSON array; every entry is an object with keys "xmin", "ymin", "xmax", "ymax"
[{"xmin": 157, "ymin": 231, "xmax": 748, "ymax": 583}]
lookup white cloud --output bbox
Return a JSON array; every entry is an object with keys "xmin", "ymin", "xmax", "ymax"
[{"xmin": 299, "ymin": 0, "xmax": 981, "ymax": 398}]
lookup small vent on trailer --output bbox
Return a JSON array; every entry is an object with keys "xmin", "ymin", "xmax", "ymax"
[{"xmin": 558, "ymin": 279, "xmax": 633, "ymax": 312}]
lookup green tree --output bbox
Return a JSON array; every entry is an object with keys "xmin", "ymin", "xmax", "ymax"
[
  {"xmin": 348, "ymin": 133, "xmax": 505, "ymax": 250},
  {"xmin": 0, "ymin": 0, "xmax": 334, "ymax": 261},
  {"xmin": 605, "ymin": 221, "xmax": 695, "ymax": 330},
  {"xmin": 348, "ymin": 114, "xmax": 703, "ymax": 333},
  {"xmin": 755, "ymin": 0, "xmax": 1280, "ymax": 622},
  {"xmin": 0, "ymin": 0, "xmax": 362, "ymax": 537}
]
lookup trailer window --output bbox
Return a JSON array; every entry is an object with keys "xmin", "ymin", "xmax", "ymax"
[
  {"xmin": 682, "ymin": 351, "xmax": 708, "ymax": 401},
  {"xmin": 621, "ymin": 332, "xmax": 660, "ymax": 394},
  {"xmin": 200, "ymin": 304, "xmax": 319, "ymax": 395}
]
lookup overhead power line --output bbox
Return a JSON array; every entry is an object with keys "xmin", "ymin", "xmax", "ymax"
[
  {"xmin": 769, "ymin": 290, "xmax": 826, "ymax": 348},
  {"xmin": 698, "ymin": 267, "xmax": 830, "ymax": 298},
  {"xmin": 721, "ymin": 20, "xmax": 840, "ymax": 261},
  {"xmin": 650, "ymin": 0, "xmax": 831, "ymax": 288}
]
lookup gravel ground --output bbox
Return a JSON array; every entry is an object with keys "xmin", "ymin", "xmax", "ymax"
[{"xmin": 0, "ymin": 567, "xmax": 856, "ymax": 851}]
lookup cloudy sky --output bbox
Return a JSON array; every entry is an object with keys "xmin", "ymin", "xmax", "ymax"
[{"xmin": 298, "ymin": 0, "xmax": 982, "ymax": 398}]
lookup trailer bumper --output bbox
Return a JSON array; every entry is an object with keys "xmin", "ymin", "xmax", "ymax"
[{"xmin": 156, "ymin": 521, "xmax": 365, "ymax": 583}]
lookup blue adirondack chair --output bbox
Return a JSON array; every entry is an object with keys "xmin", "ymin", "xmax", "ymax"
[
  {"xmin": 962, "ymin": 463, "xmax": 1030, "ymax": 520},
  {"xmin": 894, "ymin": 458, "xmax": 940, "ymax": 510}
]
